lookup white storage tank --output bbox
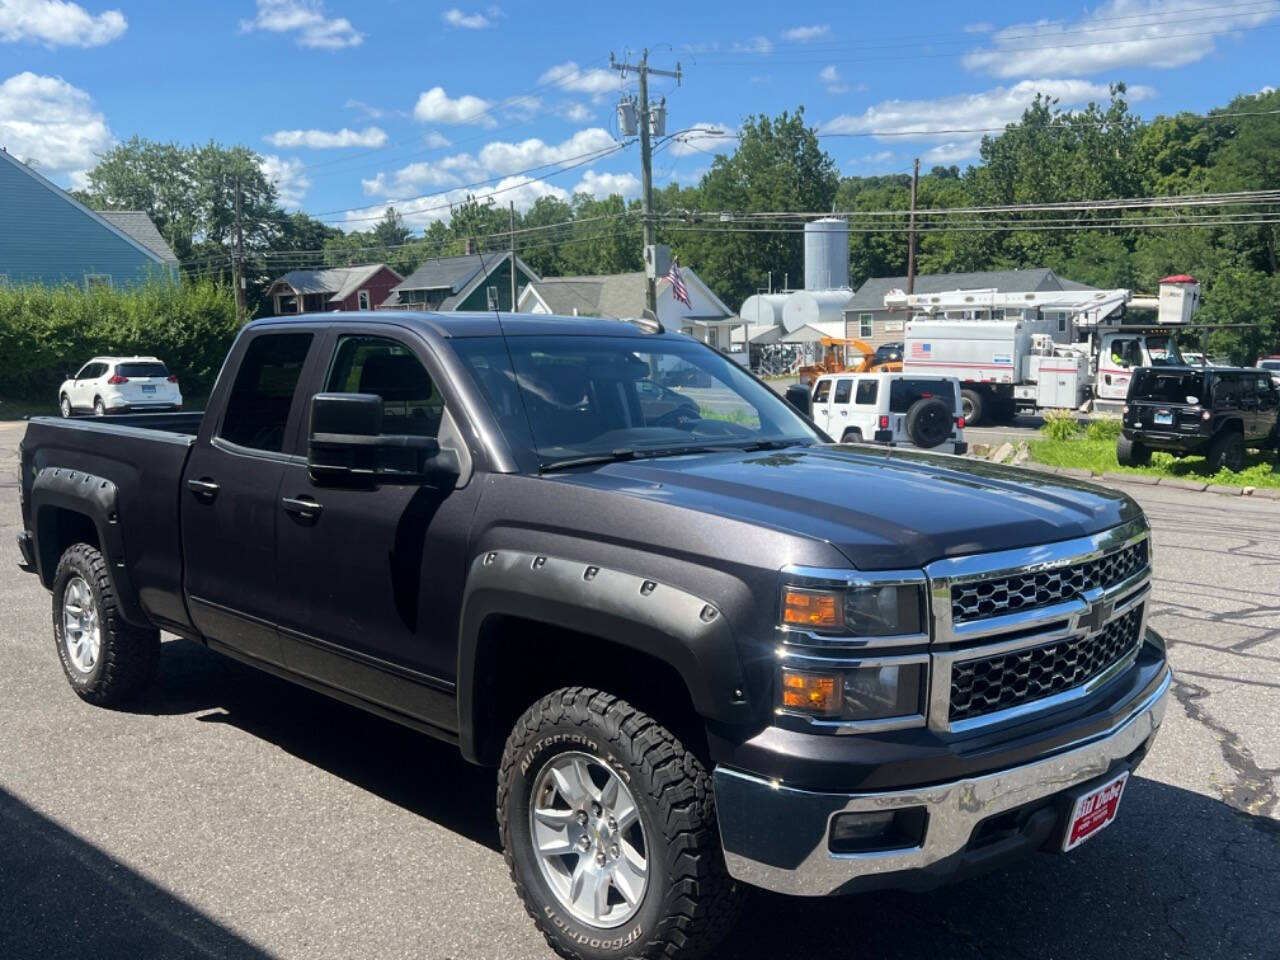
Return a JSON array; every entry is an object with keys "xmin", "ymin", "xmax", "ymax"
[
  {"xmin": 782, "ymin": 290, "xmax": 854, "ymax": 333},
  {"xmin": 804, "ymin": 218, "xmax": 850, "ymax": 291},
  {"xmin": 739, "ymin": 293, "xmax": 790, "ymax": 327}
]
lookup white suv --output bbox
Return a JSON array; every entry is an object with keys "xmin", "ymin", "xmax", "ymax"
[
  {"xmin": 59, "ymin": 356, "xmax": 183, "ymax": 417},
  {"xmin": 809, "ymin": 372, "xmax": 967, "ymax": 454}
]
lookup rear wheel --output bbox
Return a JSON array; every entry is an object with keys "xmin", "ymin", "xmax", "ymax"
[
  {"xmin": 498, "ymin": 687, "xmax": 740, "ymax": 960},
  {"xmin": 1116, "ymin": 435, "xmax": 1150, "ymax": 467},
  {"xmin": 1206, "ymin": 430, "xmax": 1244, "ymax": 473},
  {"xmin": 59, "ymin": 394, "xmax": 72, "ymax": 418},
  {"xmin": 841, "ymin": 427, "xmax": 863, "ymax": 443},
  {"xmin": 52, "ymin": 543, "xmax": 159, "ymax": 706},
  {"xmin": 960, "ymin": 389, "xmax": 985, "ymax": 427},
  {"xmin": 93, "ymin": 397, "xmax": 105, "ymax": 416},
  {"xmin": 906, "ymin": 397, "xmax": 952, "ymax": 448}
]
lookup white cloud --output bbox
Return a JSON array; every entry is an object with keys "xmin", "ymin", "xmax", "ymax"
[
  {"xmin": 556, "ymin": 101, "xmax": 594, "ymax": 123},
  {"xmin": 258, "ymin": 154, "xmax": 310, "ymax": 208},
  {"xmin": 819, "ymin": 64, "xmax": 848, "ymax": 94},
  {"xmin": 824, "ymin": 78, "xmax": 1156, "ymax": 166},
  {"xmin": 963, "ymin": 21, "xmax": 993, "ymax": 34},
  {"xmin": 0, "ymin": 72, "xmax": 112, "ymax": 183},
  {"xmin": 503, "ymin": 94, "xmax": 542, "ymax": 122},
  {"xmin": 345, "ymin": 175, "xmax": 569, "ymax": 230},
  {"xmin": 732, "ymin": 35, "xmax": 773, "ymax": 54},
  {"xmin": 964, "ymin": 0, "xmax": 1280, "ymax": 78},
  {"xmin": 361, "ymin": 161, "xmax": 459, "ymax": 196},
  {"xmin": 265, "ymin": 126, "xmax": 386, "ymax": 148},
  {"xmin": 538, "ymin": 61, "xmax": 620, "ymax": 102},
  {"xmin": 667, "ymin": 123, "xmax": 737, "ymax": 157},
  {"xmin": 572, "ymin": 169, "xmax": 640, "ymax": 199},
  {"xmin": 424, "ymin": 130, "xmax": 452, "ymax": 148},
  {"xmin": 782, "ymin": 24, "xmax": 829, "ymax": 41},
  {"xmin": 861, "ymin": 150, "xmax": 895, "ymax": 164},
  {"xmin": 476, "ymin": 128, "xmax": 615, "ymax": 176},
  {"xmin": 0, "ymin": 0, "xmax": 125, "ymax": 47},
  {"xmin": 412, "ymin": 86, "xmax": 496, "ymax": 126},
  {"xmin": 1260, "ymin": 84, "xmax": 1277, "ymax": 94},
  {"xmin": 344, "ymin": 98, "xmax": 383, "ymax": 119},
  {"xmin": 239, "ymin": 0, "xmax": 363, "ymax": 50},
  {"xmin": 443, "ymin": 6, "xmax": 502, "ymax": 28}
]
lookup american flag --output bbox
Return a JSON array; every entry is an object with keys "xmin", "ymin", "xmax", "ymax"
[
  {"xmin": 667, "ymin": 258, "xmax": 692, "ymax": 308},
  {"xmin": 910, "ymin": 341, "xmax": 932, "ymax": 358}
]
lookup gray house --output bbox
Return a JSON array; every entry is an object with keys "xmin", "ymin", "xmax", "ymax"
[
  {"xmin": 842, "ymin": 268, "xmax": 1093, "ymax": 346},
  {"xmin": 0, "ymin": 148, "xmax": 179, "ymax": 289},
  {"xmin": 382, "ymin": 252, "xmax": 538, "ymax": 312}
]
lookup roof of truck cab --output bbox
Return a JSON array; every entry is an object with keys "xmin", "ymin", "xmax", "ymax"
[{"xmin": 247, "ymin": 310, "xmax": 675, "ymax": 339}]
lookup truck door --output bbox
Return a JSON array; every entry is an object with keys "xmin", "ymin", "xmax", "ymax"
[
  {"xmin": 273, "ymin": 329, "xmax": 482, "ymax": 726},
  {"xmin": 829, "ymin": 377, "xmax": 854, "ymax": 439},
  {"xmin": 1098, "ymin": 335, "xmax": 1137, "ymax": 401},
  {"xmin": 1255, "ymin": 373, "xmax": 1280, "ymax": 443},
  {"xmin": 180, "ymin": 330, "xmax": 318, "ymax": 665},
  {"xmin": 810, "ymin": 378, "xmax": 833, "ymax": 433}
]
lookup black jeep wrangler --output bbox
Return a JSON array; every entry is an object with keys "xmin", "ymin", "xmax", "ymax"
[{"xmin": 1118, "ymin": 366, "xmax": 1280, "ymax": 471}]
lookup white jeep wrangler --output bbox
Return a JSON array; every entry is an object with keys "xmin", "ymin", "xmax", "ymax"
[{"xmin": 808, "ymin": 372, "xmax": 967, "ymax": 453}]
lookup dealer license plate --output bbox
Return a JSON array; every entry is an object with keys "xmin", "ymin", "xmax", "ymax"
[
  {"xmin": 1062, "ymin": 771, "xmax": 1129, "ymax": 852},
  {"xmin": 1153, "ymin": 410, "xmax": 1172, "ymax": 425},
  {"xmin": 142, "ymin": 384, "xmax": 156, "ymax": 393}
]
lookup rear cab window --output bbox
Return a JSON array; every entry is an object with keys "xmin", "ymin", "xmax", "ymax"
[
  {"xmin": 219, "ymin": 333, "xmax": 314, "ymax": 453},
  {"xmin": 888, "ymin": 379, "xmax": 956, "ymax": 413}
]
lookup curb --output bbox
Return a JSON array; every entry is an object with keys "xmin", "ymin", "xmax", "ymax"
[
  {"xmin": 1206, "ymin": 484, "xmax": 1243, "ymax": 496},
  {"xmin": 1102, "ymin": 472, "xmax": 1158, "ymax": 485},
  {"xmin": 967, "ymin": 455, "xmax": 1277, "ymax": 501}
]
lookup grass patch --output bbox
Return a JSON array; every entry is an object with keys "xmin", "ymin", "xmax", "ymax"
[{"xmin": 1029, "ymin": 435, "xmax": 1280, "ymax": 489}]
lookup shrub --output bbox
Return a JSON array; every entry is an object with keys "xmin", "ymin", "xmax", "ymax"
[
  {"xmin": 1040, "ymin": 409, "xmax": 1082, "ymax": 442},
  {"xmin": 0, "ymin": 280, "xmax": 240, "ymax": 401},
  {"xmin": 1085, "ymin": 418, "xmax": 1123, "ymax": 442}
]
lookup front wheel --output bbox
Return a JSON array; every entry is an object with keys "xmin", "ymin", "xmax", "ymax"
[
  {"xmin": 498, "ymin": 688, "xmax": 740, "ymax": 960},
  {"xmin": 60, "ymin": 394, "xmax": 72, "ymax": 417}
]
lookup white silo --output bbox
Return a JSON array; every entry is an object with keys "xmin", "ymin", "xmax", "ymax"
[
  {"xmin": 804, "ymin": 217, "xmax": 850, "ymax": 291},
  {"xmin": 781, "ymin": 290, "xmax": 854, "ymax": 336},
  {"xmin": 739, "ymin": 292, "xmax": 790, "ymax": 327}
]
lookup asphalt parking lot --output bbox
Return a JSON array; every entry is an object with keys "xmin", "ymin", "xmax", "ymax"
[{"xmin": 1, "ymin": 419, "xmax": 1277, "ymax": 960}]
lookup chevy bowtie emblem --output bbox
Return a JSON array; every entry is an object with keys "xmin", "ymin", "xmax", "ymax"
[{"xmin": 1079, "ymin": 599, "xmax": 1115, "ymax": 633}]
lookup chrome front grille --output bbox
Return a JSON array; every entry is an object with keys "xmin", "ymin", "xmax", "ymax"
[
  {"xmin": 950, "ymin": 539, "xmax": 1148, "ymax": 623},
  {"xmin": 926, "ymin": 519, "xmax": 1153, "ymax": 734},
  {"xmin": 949, "ymin": 604, "xmax": 1144, "ymax": 723}
]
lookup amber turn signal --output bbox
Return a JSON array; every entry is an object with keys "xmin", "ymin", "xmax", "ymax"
[
  {"xmin": 782, "ymin": 588, "xmax": 844, "ymax": 630},
  {"xmin": 780, "ymin": 669, "xmax": 842, "ymax": 715}
]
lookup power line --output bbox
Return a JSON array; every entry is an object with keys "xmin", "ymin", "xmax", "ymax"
[{"xmin": 816, "ymin": 108, "xmax": 1280, "ymax": 140}]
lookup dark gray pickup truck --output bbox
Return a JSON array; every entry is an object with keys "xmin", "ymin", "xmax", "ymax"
[{"xmin": 16, "ymin": 311, "xmax": 1171, "ymax": 960}]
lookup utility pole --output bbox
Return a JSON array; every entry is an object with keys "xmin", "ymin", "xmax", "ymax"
[
  {"xmin": 611, "ymin": 50, "xmax": 680, "ymax": 315},
  {"xmin": 509, "ymin": 200, "xmax": 517, "ymax": 312},
  {"xmin": 233, "ymin": 176, "xmax": 247, "ymax": 324},
  {"xmin": 906, "ymin": 157, "xmax": 919, "ymax": 295}
]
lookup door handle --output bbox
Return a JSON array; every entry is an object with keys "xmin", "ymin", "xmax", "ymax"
[
  {"xmin": 281, "ymin": 496, "xmax": 323, "ymax": 521},
  {"xmin": 186, "ymin": 478, "xmax": 220, "ymax": 500}
]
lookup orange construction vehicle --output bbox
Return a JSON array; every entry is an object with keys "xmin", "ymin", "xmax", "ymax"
[{"xmin": 797, "ymin": 337, "xmax": 901, "ymax": 383}]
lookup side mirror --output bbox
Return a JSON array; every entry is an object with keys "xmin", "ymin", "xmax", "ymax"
[
  {"xmin": 307, "ymin": 392, "xmax": 459, "ymax": 485},
  {"xmin": 785, "ymin": 382, "xmax": 811, "ymax": 416}
]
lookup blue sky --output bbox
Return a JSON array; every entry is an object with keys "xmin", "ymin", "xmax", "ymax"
[{"xmin": 2, "ymin": 0, "xmax": 1277, "ymax": 232}]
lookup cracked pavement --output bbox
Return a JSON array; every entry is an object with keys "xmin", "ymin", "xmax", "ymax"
[{"xmin": 0, "ymin": 422, "xmax": 1276, "ymax": 959}]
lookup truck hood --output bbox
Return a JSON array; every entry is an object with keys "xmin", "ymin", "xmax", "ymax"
[{"xmin": 547, "ymin": 445, "xmax": 1142, "ymax": 570}]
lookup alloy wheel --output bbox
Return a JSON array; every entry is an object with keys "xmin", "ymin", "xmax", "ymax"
[{"xmin": 62, "ymin": 576, "xmax": 101, "ymax": 673}]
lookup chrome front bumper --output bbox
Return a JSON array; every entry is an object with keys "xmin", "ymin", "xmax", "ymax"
[{"xmin": 714, "ymin": 665, "xmax": 1171, "ymax": 897}]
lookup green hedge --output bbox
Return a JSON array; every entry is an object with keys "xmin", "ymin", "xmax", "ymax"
[{"xmin": 0, "ymin": 281, "xmax": 241, "ymax": 402}]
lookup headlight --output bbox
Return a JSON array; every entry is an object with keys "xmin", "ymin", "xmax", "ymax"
[
  {"xmin": 779, "ymin": 660, "xmax": 926, "ymax": 724},
  {"xmin": 781, "ymin": 584, "xmax": 924, "ymax": 637}
]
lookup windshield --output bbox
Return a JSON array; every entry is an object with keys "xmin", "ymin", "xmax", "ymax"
[
  {"xmin": 1129, "ymin": 369, "xmax": 1206, "ymax": 404},
  {"xmin": 1144, "ymin": 336, "xmax": 1183, "ymax": 366},
  {"xmin": 455, "ymin": 334, "xmax": 821, "ymax": 466}
]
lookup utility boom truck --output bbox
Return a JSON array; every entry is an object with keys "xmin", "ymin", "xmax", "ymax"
[{"xmin": 884, "ymin": 276, "xmax": 1201, "ymax": 425}]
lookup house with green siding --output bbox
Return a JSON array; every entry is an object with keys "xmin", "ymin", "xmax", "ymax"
[
  {"xmin": 0, "ymin": 148, "xmax": 179, "ymax": 290},
  {"xmin": 382, "ymin": 252, "xmax": 538, "ymax": 312}
]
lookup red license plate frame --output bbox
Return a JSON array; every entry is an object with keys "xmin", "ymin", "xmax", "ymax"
[{"xmin": 1062, "ymin": 770, "xmax": 1129, "ymax": 852}]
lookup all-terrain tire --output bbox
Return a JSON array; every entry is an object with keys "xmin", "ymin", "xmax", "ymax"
[
  {"xmin": 1116, "ymin": 435, "xmax": 1151, "ymax": 467},
  {"xmin": 1206, "ymin": 430, "xmax": 1245, "ymax": 473},
  {"xmin": 52, "ymin": 543, "xmax": 159, "ymax": 706},
  {"xmin": 960, "ymin": 388, "xmax": 985, "ymax": 427},
  {"xmin": 498, "ymin": 687, "xmax": 742, "ymax": 960},
  {"xmin": 906, "ymin": 397, "xmax": 953, "ymax": 448}
]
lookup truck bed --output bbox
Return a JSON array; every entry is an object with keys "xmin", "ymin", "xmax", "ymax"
[{"xmin": 19, "ymin": 411, "xmax": 203, "ymax": 635}]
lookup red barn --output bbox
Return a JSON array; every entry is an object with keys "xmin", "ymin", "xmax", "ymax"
[{"xmin": 266, "ymin": 264, "xmax": 403, "ymax": 314}]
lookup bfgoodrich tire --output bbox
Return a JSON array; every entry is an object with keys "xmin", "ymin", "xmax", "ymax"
[
  {"xmin": 498, "ymin": 687, "xmax": 741, "ymax": 960},
  {"xmin": 1206, "ymin": 430, "xmax": 1245, "ymax": 473},
  {"xmin": 1116, "ymin": 435, "xmax": 1151, "ymax": 466},
  {"xmin": 906, "ymin": 397, "xmax": 953, "ymax": 448},
  {"xmin": 52, "ymin": 543, "xmax": 159, "ymax": 706}
]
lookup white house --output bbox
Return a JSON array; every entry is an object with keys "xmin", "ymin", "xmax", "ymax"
[{"xmin": 516, "ymin": 269, "xmax": 748, "ymax": 364}]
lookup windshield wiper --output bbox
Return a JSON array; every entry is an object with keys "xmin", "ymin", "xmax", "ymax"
[
  {"xmin": 539, "ymin": 450, "xmax": 639, "ymax": 472},
  {"xmin": 539, "ymin": 440, "xmax": 811, "ymax": 471}
]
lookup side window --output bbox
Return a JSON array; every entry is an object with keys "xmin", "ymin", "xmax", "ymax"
[
  {"xmin": 325, "ymin": 335, "xmax": 443, "ymax": 438},
  {"xmin": 1213, "ymin": 375, "xmax": 1240, "ymax": 407},
  {"xmin": 833, "ymin": 378, "xmax": 853, "ymax": 404},
  {"xmin": 75, "ymin": 363, "xmax": 97, "ymax": 380},
  {"xmin": 220, "ymin": 333, "xmax": 313, "ymax": 453},
  {"xmin": 855, "ymin": 379, "xmax": 878, "ymax": 405},
  {"xmin": 812, "ymin": 379, "xmax": 832, "ymax": 403}
]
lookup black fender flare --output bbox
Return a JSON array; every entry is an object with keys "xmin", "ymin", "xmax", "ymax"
[
  {"xmin": 29, "ymin": 466, "xmax": 147, "ymax": 626},
  {"xmin": 455, "ymin": 549, "xmax": 752, "ymax": 763}
]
